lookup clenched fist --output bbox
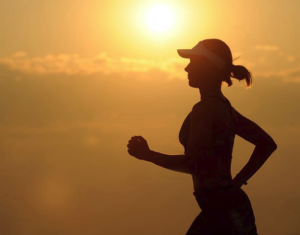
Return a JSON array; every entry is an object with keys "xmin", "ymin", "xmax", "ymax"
[{"xmin": 127, "ymin": 135, "xmax": 151, "ymax": 160}]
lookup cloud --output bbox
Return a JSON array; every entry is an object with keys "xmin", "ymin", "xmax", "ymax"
[
  {"xmin": 255, "ymin": 45, "xmax": 280, "ymax": 51},
  {"xmin": 250, "ymin": 44, "xmax": 299, "ymax": 81},
  {"xmin": 1, "ymin": 50, "xmax": 299, "ymax": 83},
  {"xmin": 286, "ymin": 56, "xmax": 295, "ymax": 62},
  {"xmin": 0, "ymin": 51, "xmax": 187, "ymax": 79},
  {"xmin": 254, "ymin": 44, "xmax": 296, "ymax": 65},
  {"xmin": 256, "ymin": 66, "xmax": 300, "ymax": 83}
]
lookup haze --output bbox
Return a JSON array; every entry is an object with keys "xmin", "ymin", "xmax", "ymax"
[{"xmin": 0, "ymin": 1, "xmax": 299, "ymax": 235}]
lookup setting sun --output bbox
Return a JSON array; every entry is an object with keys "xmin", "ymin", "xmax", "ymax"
[{"xmin": 146, "ymin": 5, "xmax": 174, "ymax": 32}]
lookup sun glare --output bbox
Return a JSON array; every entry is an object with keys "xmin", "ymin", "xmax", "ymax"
[{"xmin": 146, "ymin": 5, "xmax": 174, "ymax": 33}]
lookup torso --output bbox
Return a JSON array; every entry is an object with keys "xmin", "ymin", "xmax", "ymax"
[
  {"xmin": 192, "ymin": 170, "xmax": 233, "ymax": 191},
  {"xmin": 179, "ymin": 95, "xmax": 235, "ymax": 191}
]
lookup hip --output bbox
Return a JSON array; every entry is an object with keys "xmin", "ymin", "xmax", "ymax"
[
  {"xmin": 190, "ymin": 187, "xmax": 258, "ymax": 234},
  {"xmin": 193, "ymin": 186, "xmax": 253, "ymax": 212}
]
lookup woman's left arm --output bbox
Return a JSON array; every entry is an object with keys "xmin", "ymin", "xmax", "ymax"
[
  {"xmin": 143, "ymin": 150, "xmax": 192, "ymax": 174},
  {"xmin": 127, "ymin": 136, "xmax": 193, "ymax": 174}
]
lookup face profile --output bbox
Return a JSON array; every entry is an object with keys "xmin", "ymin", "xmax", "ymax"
[{"xmin": 185, "ymin": 55, "xmax": 220, "ymax": 88}]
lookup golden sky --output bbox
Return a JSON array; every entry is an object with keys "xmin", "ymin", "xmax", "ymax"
[{"xmin": 0, "ymin": 1, "xmax": 300, "ymax": 235}]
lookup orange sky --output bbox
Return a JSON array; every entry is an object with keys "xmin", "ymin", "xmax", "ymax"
[{"xmin": 0, "ymin": 1, "xmax": 300, "ymax": 235}]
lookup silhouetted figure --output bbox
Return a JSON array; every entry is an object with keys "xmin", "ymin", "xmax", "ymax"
[{"xmin": 127, "ymin": 39, "xmax": 277, "ymax": 234}]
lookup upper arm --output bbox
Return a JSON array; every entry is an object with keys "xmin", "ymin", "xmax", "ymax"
[{"xmin": 233, "ymin": 108, "xmax": 277, "ymax": 147}]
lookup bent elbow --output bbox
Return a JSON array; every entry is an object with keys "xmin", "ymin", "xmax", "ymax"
[
  {"xmin": 257, "ymin": 140, "xmax": 277, "ymax": 151},
  {"xmin": 267, "ymin": 139, "xmax": 277, "ymax": 151},
  {"xmin": 272, "ymin": 142, "xmax": 277, "ymax": 150}
]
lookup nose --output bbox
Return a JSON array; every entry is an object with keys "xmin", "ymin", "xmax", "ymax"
[{"xmin": 185, "ymin": 63, "xmax": 190, "ymax": 73}]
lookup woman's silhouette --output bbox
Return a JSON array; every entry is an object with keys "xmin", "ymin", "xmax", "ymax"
[{"xmin": 127, "ymin": 39, "xmax": 277, "ymax": 234}]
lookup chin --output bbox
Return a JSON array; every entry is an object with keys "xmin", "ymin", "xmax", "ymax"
[{"xmin": 188, "ymin": 79, "xmax": 199, "ymax": 88}]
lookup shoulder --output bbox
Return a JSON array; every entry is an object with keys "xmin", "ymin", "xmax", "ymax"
[{"xmin": 191, "ymin": 98, "xmax": 222, "ymax": 118}]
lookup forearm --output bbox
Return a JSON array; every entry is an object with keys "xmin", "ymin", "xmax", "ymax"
[
  {"xmin": 143, "ymin": 150, "xmax": 192, "ymax": 174},
  {"xmin": 234, "ymin": 143, "xmax": 277, "ymax": 185}
]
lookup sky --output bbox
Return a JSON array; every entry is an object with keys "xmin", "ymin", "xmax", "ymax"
[{"xmin": 0, "ymin": 0, "xmax": 300, "ymax": 234}]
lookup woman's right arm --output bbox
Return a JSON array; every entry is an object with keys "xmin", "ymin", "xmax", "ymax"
[{"xmin": 232, "ymin": 108, "xmax": 277, "ymax": 187}]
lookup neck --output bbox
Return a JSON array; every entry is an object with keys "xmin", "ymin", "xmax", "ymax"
[{"xmin": 199, "ymin": 84, "xmax": 224, "ymax": 101}]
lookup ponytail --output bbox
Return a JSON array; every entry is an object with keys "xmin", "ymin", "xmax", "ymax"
[{"xmin": 231, "ymin": 64, "xmax": 253, "ymax": 88}]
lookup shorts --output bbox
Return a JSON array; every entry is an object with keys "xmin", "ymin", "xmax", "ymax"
[{"xmin": 186, "ymin": 187, "xmax": 259, "ymax": 235}]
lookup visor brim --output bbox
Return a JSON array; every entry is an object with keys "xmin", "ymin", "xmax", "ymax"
[
  {"xmin": 177, "ymin": 49, "xmax": 205, "ymax": 59},
  {"xmin": 177, "ymin": 43, "xmax": 227, "ymax": 69},
  {"xmin": 177, "ymin": 49, "xmax": 194, "ymax": 58}
]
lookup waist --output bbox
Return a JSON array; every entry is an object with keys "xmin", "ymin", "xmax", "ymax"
[{"xmin": 192, "ymin": 174, "xmax": 233, "ymax": 191}]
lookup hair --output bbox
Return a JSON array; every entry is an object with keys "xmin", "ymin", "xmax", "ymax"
[{"xmin": 201, "ymin": 39, "xmax": 253, "ymax": 88}]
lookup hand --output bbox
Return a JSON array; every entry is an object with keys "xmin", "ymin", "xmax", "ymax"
[
  {"xmin": 127, "ymin": 135, "xmax": 151, "ymax": 160},
  {"xmin": 230, "ymin": 177, "xmax": 247, "ymax": 189},
  {"xmin": 219, "ymin": 177, "xmax": 245, "ymax": 189}
]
